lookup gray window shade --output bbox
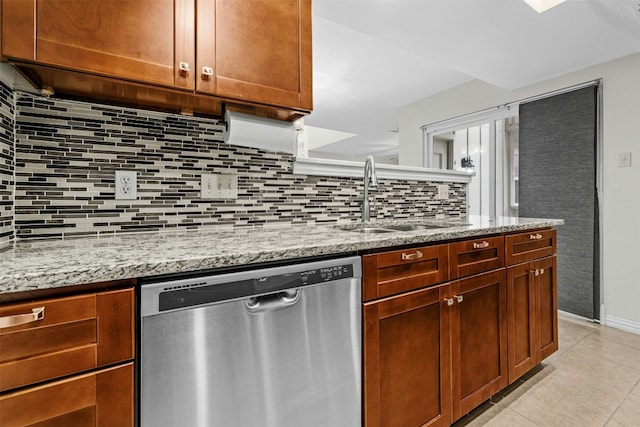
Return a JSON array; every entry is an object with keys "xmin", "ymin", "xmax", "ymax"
[{"xmin": 519, "ymin": 85, "xmax": 599, "ymax": 320}]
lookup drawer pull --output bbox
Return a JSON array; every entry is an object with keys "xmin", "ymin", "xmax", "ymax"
[
  {"xmin": 530, "ymin": 233, "xmax": 543, "ymax": 240},
  {"xmin": 0, "ymin": 307, "xmax": 45, "ymax": 329},
  {"xmin": 444, "ymin": 298, "xmax": 454, "ymax": 306},
  {"xmin": 401, "ymin": 251, "xmax": 423, "ymax": 261},
  {"xmin": 472, "ymin": 241, "xmax": 490, "ymax": 249}
]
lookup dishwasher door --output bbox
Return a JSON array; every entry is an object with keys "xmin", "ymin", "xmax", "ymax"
[{"xmin": 140, "ymin": 256, "xmax": 361, "ymax": 427}]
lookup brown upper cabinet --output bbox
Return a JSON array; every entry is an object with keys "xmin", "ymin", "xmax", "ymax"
[{"xmin": 1, "ymin": 0, "xmax": 312, "ymax": 119}]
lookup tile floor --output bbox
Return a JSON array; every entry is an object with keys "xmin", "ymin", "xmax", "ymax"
[{"xmin": 453, "ymin": 313, "xmax": 640, "ymax": 427}]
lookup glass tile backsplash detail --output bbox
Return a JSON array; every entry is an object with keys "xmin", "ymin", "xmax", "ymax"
[
  {"xmin": 0, "ymin": 81, "xmax": 14, "ymax": 244},
  {"xmin": 6, "ymin": 89, "xmax": 466, "ymax": 239}
]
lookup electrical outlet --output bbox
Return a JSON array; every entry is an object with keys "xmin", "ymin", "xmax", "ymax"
[
  {"xmin": 201, "ymin": 173, "xmax": 238, "ymax": 199},
  {"xmin": 436, "ymin": 184, "xmax": 449, "ymax": 200},
  {"xmin": 115, "ymin": 170, "xmax": 137, "ymax": 200},
  {"xmin": 618, "ymin": 152, "xmax": 632, "ymax": 168}
]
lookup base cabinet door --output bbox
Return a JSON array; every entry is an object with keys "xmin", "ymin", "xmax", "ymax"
[
  {"xmin": 536, "ymin": 256, "xmax": 558, "ymax": 360},
  {"xmin": 507, "ymin": 256, "xmax": 558, "ymax": 383},
  {"xmin": 364, "ymin": 284, "xmax": 451, "ymax": 427},
  {"xmin": 448, "ymin": 270, "xmax": 508, "ymax": 422},
  {"xmin": 506, "ymin": 261, "xmax": 537, "ymax": 382}
]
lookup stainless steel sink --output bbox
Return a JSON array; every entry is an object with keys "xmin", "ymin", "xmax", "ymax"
[
  {"xmin": 343, "ymin": 227, "xmax": 396, "ymax": 233},
  {"xmin": 381, "ymin": 224, "xmax": 446, "ymax": 231},
  {"xmin": 338, "ymin": 221, "xmax": 471, "ymax": 234}
]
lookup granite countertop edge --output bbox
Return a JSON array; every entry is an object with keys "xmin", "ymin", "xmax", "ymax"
[{"xmin": 0, "ymin": 217, "xmax": 564, "ymax": 295}]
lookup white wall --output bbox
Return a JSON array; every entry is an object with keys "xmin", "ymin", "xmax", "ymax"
[{"xmin": 399, "ymin": 53, "xmax": 640, "ymax": 331}]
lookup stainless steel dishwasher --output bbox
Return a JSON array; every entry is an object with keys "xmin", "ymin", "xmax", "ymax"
[{"xmin": 139, "ymin": 256, "xmax": 362, "ymax": 427}]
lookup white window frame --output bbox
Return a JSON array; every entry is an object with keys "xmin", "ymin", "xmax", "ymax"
[{"xmin": 422, "ymin": 102, "xmax": 520, "ymax": 217}]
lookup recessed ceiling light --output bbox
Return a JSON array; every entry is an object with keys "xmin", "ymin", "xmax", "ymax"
[{"xmin": 522, "ymin": 0, "xmax": 567, "ymax": 13}]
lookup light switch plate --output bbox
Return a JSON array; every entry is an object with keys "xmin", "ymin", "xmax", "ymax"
[
  {"xmin": 115, "ymin": 170, "xmax": 137, "ymax": 200},
  {"xmin": 436, "ymin": 184, "xmax": 449, "ymax": 200},
  {"xmin": 201, "ymin": 173, "xmax": 238, "ymax": 199},
  {"xmin": 618, "ymin": 152, "xmax": 632, "ymax": 168}
]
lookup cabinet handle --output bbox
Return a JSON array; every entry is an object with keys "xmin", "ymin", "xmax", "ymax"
[
  {"xmin": 529, "ymin": 233, "xmax": 543, "ymax": 240},
  {"xmin": 534, "ymin": 269, "xmax": 540, "ymax": 276},
  {"xmin": 179, "ymin": 62, "xmax": 191, "ymax": 73},
  {"xmin": 455, "ymin": 295, "xmax": 464, "ymax": 303},
  {"xmin": 539, "ymin": 268, "xmax": 545, "ymax": 275},
  {"xmin": 444, "ymin": 298, "xmax": 454, "ymax": 306},
  {"xmin": 472, "ymin": 241, "xmax": 489, "ymax": 249},
  {"xmin": 0, "ymin": 307, "xmax": 45, "ymax": 329},
  {"xmin": 202, "ymin": 66, "xmax": 214, "ymax": 76},
  {"xmin": 401, "ymin": 251, "xmax": 423, "ymax": 261}
]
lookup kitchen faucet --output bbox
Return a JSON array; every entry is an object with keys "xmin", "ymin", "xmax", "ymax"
[{"xmin": 362, "ymin": 155, "xmax": 378, "ymax": 223}]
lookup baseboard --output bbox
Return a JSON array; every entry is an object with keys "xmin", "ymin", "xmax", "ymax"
[
  {"xmin": 604, "ymin": 315, "xmax": 640, "ymax": 336},
  {"xmin": 557, "ymin": 310, "xmax": 596, "ymax": 323}
]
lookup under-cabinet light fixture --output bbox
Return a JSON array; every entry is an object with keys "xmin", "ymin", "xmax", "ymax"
[{"xmin": 521, "ymin": 0, "xmax": 567, "ymax": 13}]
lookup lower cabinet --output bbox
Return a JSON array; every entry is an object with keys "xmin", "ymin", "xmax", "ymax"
[
  {"xmin": 363, "ymin": 269, "xmax": 508, "ymax": 427},
  {"xmin": 0, "ymin": 363, "xmax": 134, "ymax": 427},
  {"xmin": 363, "ymin": 229, "xmax": 558, "ymax": 427},
  {"xmin": 507, "ymin": 256, "xmax": 558, "ymax": 383},
  {"xmin": 0, "ymin": 286, "xmax": 135, "ymax": 427}
]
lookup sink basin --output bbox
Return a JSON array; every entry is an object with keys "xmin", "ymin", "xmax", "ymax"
[
  {"xmin": 343, "ymin": 227, "xmax": 395, "ymax": 233},
  {"xmin": 338, "ymin": 221, "xmax": 472, "ymax": 234},
  {"xmin": 381, "ymin": 224, "xmax": 446, "ymax": 231}
]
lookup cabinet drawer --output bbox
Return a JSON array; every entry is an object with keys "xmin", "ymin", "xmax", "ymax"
[
  {"xmin": 0, "ymin": 362, "xmax": 134, "ymax": 427},
  {"xmin": 362, "ymin": 244, "xmax": 449, "ymax": 301},
  {"xmin": 506, "ymin": 229, "xmax": 556, "ymax": 265},
  {"xmin": 449, "ymin": 236, "xmax": 505, "ymax": 279},
  {"xmin": 0, "ymin": 288, "xmax": 134, "ymax": 392}
]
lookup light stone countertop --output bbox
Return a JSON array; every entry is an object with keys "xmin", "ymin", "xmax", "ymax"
[{"xmin": 0, "ymin": 216, "xmax": 563, "ymax": 296}]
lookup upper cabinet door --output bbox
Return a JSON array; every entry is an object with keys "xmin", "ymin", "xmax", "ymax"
[
  {"xmin": 196, "ymin": 0, "xmax": 312, "ymax": 111},
  {"xmin": 3, "ymin": 0, "xmax": 195, "ymax": 90}
]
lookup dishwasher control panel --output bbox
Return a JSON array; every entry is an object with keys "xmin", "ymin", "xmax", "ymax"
[{"xmin": 140, "ymin": 256, "xmax": 361, "ymax": 315}]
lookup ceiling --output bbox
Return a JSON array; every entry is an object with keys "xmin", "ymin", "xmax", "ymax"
[{"xmin": 305, "ymin": 0, "xmax": 640, "ymax": 162}]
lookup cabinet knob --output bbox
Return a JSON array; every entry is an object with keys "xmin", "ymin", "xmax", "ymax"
[
  {"xmin": 534, "ymin": 269, "xmax": 540, "ymax": 276},
  {"xmin": 444, "ymin": 298, "xmax": 454, "ymax": 306},
  {"xmin": 472, "ymin": 241, "xmax": 489, "ymax": 249},
  {"xmin": 529, "ymin": 233, "xmax": 543, "ymax": 240},
  {"xmin": 179, "ymin": 62, "xmax": 191, "ymax": 73},
  {"xmin": 202, "ymin": 66, "xmax": 214, "ymax": 77},
  {"xmin": 539, "ymin": 268, "xmax": 545, "ymax": 275},
  {"xmin": 0, "ymin": 307, "xmax": 45, "ymax": 329},
  {"xmin": 455, "ymin": 295, "xmax": 464, "ymax": 303},
  {"xmin": 401, "ymin": 251, "xmax": 423, "ymax": 261}
]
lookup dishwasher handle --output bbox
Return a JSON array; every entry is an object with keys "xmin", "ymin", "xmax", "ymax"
[{"xmin": 245, "ymin": 289, "xmax": 301, "ymax": 313}]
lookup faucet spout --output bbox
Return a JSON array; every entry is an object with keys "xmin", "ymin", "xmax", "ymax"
[{"xmin": 362, "ymin": 155, "xmax": 378, "ymax": 223}]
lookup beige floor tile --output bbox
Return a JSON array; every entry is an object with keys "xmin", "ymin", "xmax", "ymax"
[
  {"xmin": 596, "ymin": 326, "xmax": 640, "ymax": 351},
  {"xmin": 543, "ymin": 349, "xmax": 640, "ymax": 409},
  {"xmin": 507, "ymin": 380, "xmax": 615, "ymax": 427},
  {"xmin": 570, "ymin": 333, "xmax": 640, "ymax": 371},
  {"xmin": 481, "ymin": 408, "xmax": 540, "ymax": 427},
  {"xmin": 605, "ymin": 391, "xmax": 640, "ymax": 427}
]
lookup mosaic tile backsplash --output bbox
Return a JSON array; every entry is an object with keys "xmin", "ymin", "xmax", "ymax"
[
  {"xmin": 0, "ymin": 82, "xmax": 14, "ymax": 244},
  {"xmin": 3, "ymin": 85, "xmax": 466, "ymax": 239}
]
